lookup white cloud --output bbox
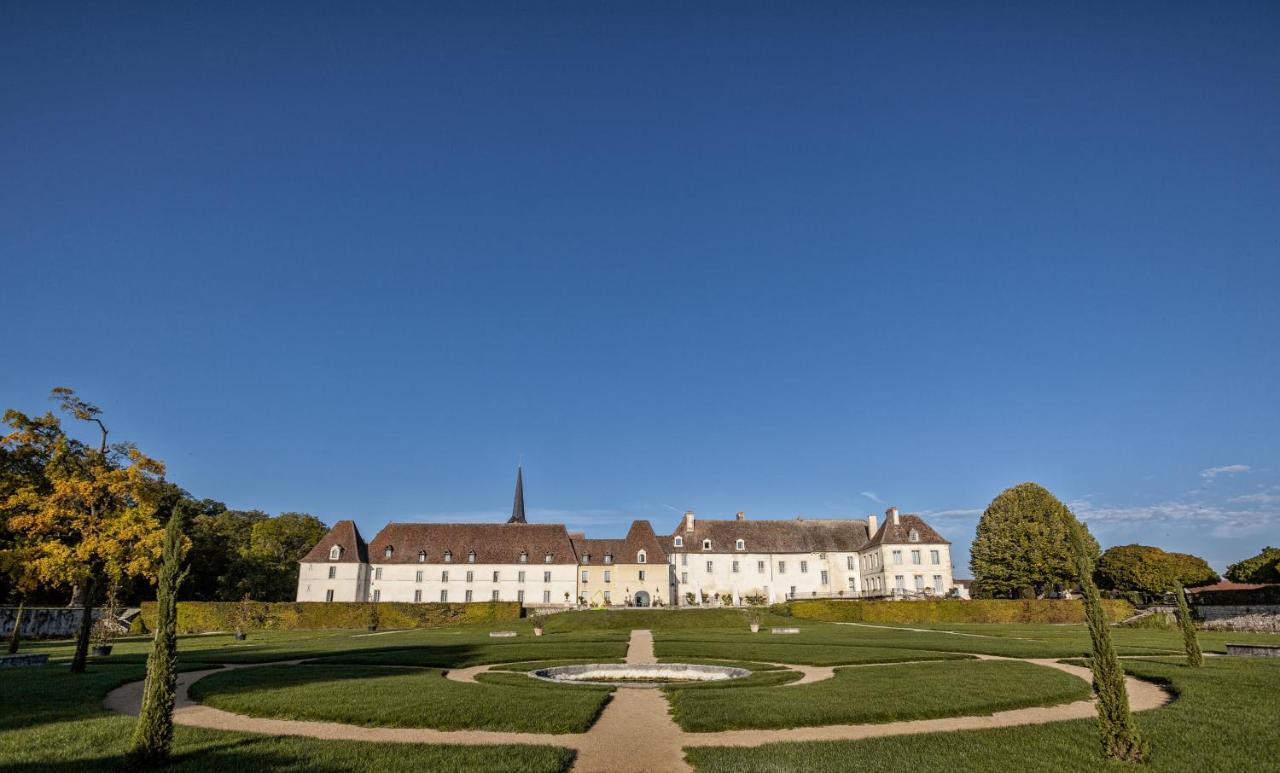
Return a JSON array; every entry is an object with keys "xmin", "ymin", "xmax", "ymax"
[
  {"xmin": 1229, "ymin": 493, "xmax": 1280, "ymax": 505},
  {"xmin": 920, "ymin": 508, "xmax": 983, "ymax": 518},
  {"xmin": 1200, "ymin": 464, "xmax": 1250, "ymax": 480},
  {"xmin": 1068, "ymin": 498, "xmax": 1277, "ymax": 539},
  {"xmin": 860, "ymin": 491, "xmax": 884, "ymax": 504}
]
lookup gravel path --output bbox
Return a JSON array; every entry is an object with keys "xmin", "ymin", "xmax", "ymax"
[{"xmin": 104, "ymin": 629, "xmax": 1173, "ymax": 771}]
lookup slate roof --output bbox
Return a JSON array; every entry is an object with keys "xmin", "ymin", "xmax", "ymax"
[
  {"xmin": 667, "ymin": 517, "xmax": 873, "ymax": 554},
  {"xmin": 366, "ymin": 522, "xmax": 578, "ymax": 565},
  {"xmin": 300, "ymin": 520, "xmax": 369, "ymax": 563},
  {"xmin": 507, "ymin": 467, "xmax": 527, "ymax": 524},
  {"xmin": 865, "ymin": 514, "xmax": 951, "ymax": 547},
  {"xmin": 572, "ymin": 520, "xmax": 668, "ymax": 565}
]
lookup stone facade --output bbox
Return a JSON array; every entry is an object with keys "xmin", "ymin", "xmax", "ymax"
[
  {"xmin": 1196, "ymin": 604, "xmax": 1280, "ymax": 633},
  {"xmin": 0, "ymin": 606, "xmax": 112, "ymax": 639}
]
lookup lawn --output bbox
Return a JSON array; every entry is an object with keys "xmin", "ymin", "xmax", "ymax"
[
  {"xmin": 666, "ymin": 659, "xmax": 1092, "ymax": 732},
  {"xmin": 190, "ymin": 663, "xmax": 612, "ymax": 733}
]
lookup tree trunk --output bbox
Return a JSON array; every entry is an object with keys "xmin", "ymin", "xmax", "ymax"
[
  {"xmin": 7, "ymin": 599, "xmax": 24, "ymax": 654},
  {"xmin": 70, "ymin": 576, "xmax": 96, "ymax": 673}
]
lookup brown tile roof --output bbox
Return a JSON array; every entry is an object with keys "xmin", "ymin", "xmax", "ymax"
[
  {"xmin": 572, "ymin": 521, "xmax": 669, "ymax": 565},
  {"xmin": 301, "ymin": 520, "xmax": 368, "ymax": 563},
  {"xmin": 866, "ymin": 514, "xmax": 950, "ymax": 547},
  {"xmin": 667, "ymin": 517, "xmax": 873, "ymax": 553},
  {"xmin": 366, "ymin": 522, "xmax": 578, "ymax": 565}
]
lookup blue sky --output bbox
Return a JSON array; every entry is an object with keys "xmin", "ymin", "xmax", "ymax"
[{"xmin": 2, "ymin": 2, "xmax": 1277, "ymax": 574}]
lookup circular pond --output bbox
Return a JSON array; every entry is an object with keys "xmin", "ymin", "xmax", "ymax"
[{"xmin": 529, "ymin": 663, "xmax": 751, "ymax": 688}]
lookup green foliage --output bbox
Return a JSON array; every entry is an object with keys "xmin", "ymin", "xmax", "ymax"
[
  {"xmin": 1069, "ymin": 521, "xmax": 1148, "ymax": 763},
  {"xmin": 1174, "ymin": 585, "xmax": 1202, "ymax": 668},
  {"xmin": 127, "ymin": 506, "xmax": 190, "ymax": 765},
  {"xmin": 182, "ymin": 504, "xmax": 327, "ymax": 602},
  {"xmin": 1095, "ymin": 544, "xmax": 1219, "ymax": 599},
  {"xmin": 970, "ymin": 482, "xmax": 1099, "ymax": 599},
  {"xmin": 789, "ymin": 597, "xmax": 1133, "ymax": 625},
  {"xmin": 138, "ymin": 600, "xmax": 521, "ymax": 633},
  {"xmin": 1225, "ymin": 545, "xmax": 1280, "ymax": 584}
]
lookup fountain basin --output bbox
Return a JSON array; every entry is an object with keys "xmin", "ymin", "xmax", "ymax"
[{"xmin": 529, "ymin": 663, "xmax": 750, "ymax": 688}]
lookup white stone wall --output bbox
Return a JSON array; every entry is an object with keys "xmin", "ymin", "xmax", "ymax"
[
  {"xmin": 861, "ymin": 544, "xmax": 953, "ymax": 596},
  {"xmin": 297, "ymin": 561, "xmax": 370, "ymax": 602},
  {"xmin": 366, "ymin": 561, "xmax": 578, "ymax": 607},
  {"xmin": 670, "ymin": 551, "xmax": 864, "ymax": 605}
]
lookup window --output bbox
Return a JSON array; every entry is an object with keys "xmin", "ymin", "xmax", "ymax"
[
  {"xmin": 441, "ymin": 570, "xmax": 449, "ymax": 582},
  {"xmin": 821, "ymin": 570, "xmax": 829, "ymax": 585},
  {"xmin": 372, "ymin": 589, "xmax": 381, "ymax": 602},
  {"xmin": 465, "ymin": 590, "xmax": 473, "ymax": 602},
  {"xmin": 415, "ymin": 570, "xmax": 423, "ymax": 582},
  {"xmin": 915, "ymin": 575, "xmax": 925, "ymax": 591},
  {"xmin": 604, "ymin": 570, "xmax": 612, "ymax": 583},
  {"xmin": 440, "ymin": 590, "xmax": 448, "ymax": 602},
  {"xmin": 848, "ymin": 577, "xmax": 857, "ymax": 591},
  {"xmin": 789, "ymin": 585, "xmax": 796, "ymax": 598},
  {"xmin": 492, "ymin": 570, "xmax": 500, "ymax": 582},
  {"xmin": 892, "ymin": 550, "xmax": 902, "ymax": 564},
  {"xmin": 673, "ymin": 536, "xmax": 683, "ymax": 547},
  {"xmin": 908, "ymin": 529, "xmax": 920, "ymax": 543},
  {"xmin": 732, "ymin": 561, "xmax": 740, "ymax": 573},
  {"xmin": 467, "ymin": 550, "xmax": 476, "ymax": 563},
  {"xmin": 705, "ymin": 561, "xmax": 713, "ymax": 573},
  {"xmin": 582, "ymin": 554, "xmax": 591, "ymax": 564},
  {"xmin": 846, "ymin": 556, "xmax": 856, "ymax": 570},
  {"xmin": 757, "ymin": 561, "xmax": 765, "ymax": 573},
  {"xmin": 328, "ymin": 566, "xmax": 336, "ymax": 579},
  {"xmin": 418, "ymin": 550, "xmax": 426, "ymax": 563},
  {"xmin": 638, "ymin": 570, "xmax": 646, "ymax": 581},
  {"xmin": 735, "ymin": 539, "xmax": 745, "ymax": 551},
  {"xmin": 895, "ymin": 575, "xmax": 905, "ymax": 590},
  {"xmin": 384, "ymin": 546, "xmax": 394, "ymax": 558},
  {"xmin": 931, "ymin": 550, "xmax": 940, "ymax": 565},
  {"xmin": 374, "ymin": 567, "xmax": 383, "ymax": 580},
  {"xmin": 517, "ymin": 590, "xmax": 524, "ymax": 603},
  {"xmin": 543, "ymin": 570, "xmax": 551, "ymax": 582},
  {"xmin": 702, "ymin": 539, "xmax": 712, "ymax": 550},
  {"xmin": 414, "ymin": 589, "xmax": 422, "ymax": 602},
  {"xmin": 581, "ymin": 570, "xmax": 589, "ymax": 583},
  {"xmin": 492, "ymin": 590, "xmax": 500, "ymax": 601},
  {"xmin": 544, "ymin": 552, "xmax": 553, "ymax": 563},
  {"xmin": 604, "ymin": 553, "xmax": 612, "ymax": 565},
  {"xmin": 519, "ymin": 551, "xmax": 528, "ymax": 563},
  {"xmin": 325, "ymin": 589, "xmax": 334, "ymax": 602},
  {"xmin": 681, "ymin": 554, "xmax": 688, "ymax": 566},
  {"xmin": 603, "ymin": 591, "xmax": 611, "ymax": 604},
  {"xmin": 933, "ymin": 575, "xmax": 942, "ymax": 590},
  {"xmin": 681, "ymin": 572, "xmax": 688, "ymax": 583},
  {"xmin": 778, "ymin": 561, "xmax": 786, "ymax": 573},
  {"xmin": 466, "ymin": 571, "xmax": 473, "ymax": 583},
  {"xmin": 637, "ymin": 550, "xmax": 646, "ymax": 564},
  {"xmin": 518, "ymin": 570, "xmax": 526, "ymax": 583},
  {"xmin": 444, "ymin": 550, "xmax": 452, "ymax": 563},
  {"xmin": 911, "ymin": 550, "xmax": 921, "ymax": 565},
  {"xmin": 800, "ymin": 561, "xmax": 809, "ymax": 573},
  {"xmin": 329, "ymin": 546, "xmax": 341, "ymax": 560},
  {"xmin": 542, "ymin": 590, "xmax": 551, "ymax": 604}
]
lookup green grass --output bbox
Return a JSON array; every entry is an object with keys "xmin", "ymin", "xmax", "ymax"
[
  {"xmin": 683, "ymin": 657, "xmax": 1280, "ymax": 771},
  {"xmin": 667, "ymin": 659, "xmax": 1091, "ymax": 732},
  {"xmin": 540, "ymin": 608, "xmax": 792, "ymax": 632},
  {"xmin": 190, "ymin": 663, "xmax": 611, "ymax": 733},
  {"xmin": 0, "ymin": 663, "xmax": 574, "ymax": 772}
]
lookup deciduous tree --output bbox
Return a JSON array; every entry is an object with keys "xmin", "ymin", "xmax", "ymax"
[
  {"xmin": 1225, "ymin": 546, "xmax": 1280, "ymax": 584},
  {"xmin": 970, "ymin": 482, "xmax": 1098, "ymax": 598},
  {"xmin": 1095, "ymin": 544, "xmax": 1218, "ymax": 600}
]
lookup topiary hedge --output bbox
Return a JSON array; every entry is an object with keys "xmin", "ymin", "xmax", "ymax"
[
  {"xmin": 788, "ymin": 598, "xmax": 1134, "ymax": 625},
  {"xmin": 138, "ymin": 601, "xmax": 522, "ymax": 634}
]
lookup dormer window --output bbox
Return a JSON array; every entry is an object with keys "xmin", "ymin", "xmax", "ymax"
[
  {"xmin": 582, "ymin": 554, "xmax": 591, "ymax": 565},
  {"xmin": 467, "ymin": 550, "xmax": 476, "ymax": 563},
  {"xmin": 519, "ymin": 551, "xmax": 528, "ymax": 563},
  {"xmin": 637, "ymin": 550, "xmax": 647, "ymax": 564},
  {"xmin": 329, "ymin": 545, "xmax": 342, "ymax": 561},
  {"xmin": 384, "ymin": 546, "xmax": 394, "ymax": 558},
  {"xmin": 417, "ymin": 550, "xmax": 427, "ymax": 563},
  {"xmin": 443, "ymin": 550, "xmax": 452, "ymax": 563},
  {"xmin": 673, "ymin": 536, "xmax": 683, "ymax": 548},
  {"xmin": 908, "ymin": 529, "xmax": 920, "ymax": 543},
  {"xmin": 544, "ymin": 552, "xmax": 553, "ymax": 563},
  {"xmin": 735, "ymin": 539, "xmax": 745, "ymax": 551},
  {"xmin": 604, "ymin": 553, "xmax": 612, "ymax": 565},
  {"xmin": 702, "ymin": 539, "xmax": 712, "ymax": 551}
]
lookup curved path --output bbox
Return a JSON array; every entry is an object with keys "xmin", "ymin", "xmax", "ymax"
[{"xmin": 105, "ymin": 629, "xmax": 1173, "ymax": 773}]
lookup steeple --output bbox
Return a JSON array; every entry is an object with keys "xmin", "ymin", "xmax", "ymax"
[{"xmin": 507, "ymin": 466, "xmax": 527, "ymax": 523}]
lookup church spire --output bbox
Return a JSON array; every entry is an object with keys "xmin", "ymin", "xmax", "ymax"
[{"xmin": 507, "ymin": 466, "xmax": 527, "ymax": 524}]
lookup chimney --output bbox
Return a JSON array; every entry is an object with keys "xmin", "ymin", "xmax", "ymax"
[
  {"xmin": 887, "ymin": 506, "xmax": 900, "ymax": 526},
  {"xmin": 735, "ymin": 511, "xmax": 745, "ymax": 521},
  {"xmin": 684, "ymin": 511, "xmax": 695, "ymax": 531},
  {"xmin": 867, "ymin": 514, "xmax": 878, "ymax": 535}
]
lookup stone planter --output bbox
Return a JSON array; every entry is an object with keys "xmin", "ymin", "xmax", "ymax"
[
  {"xmin": 749, "ymin": 623, "xmax": 760, "ymax": 633},
  {"xmin": 93, "ymin": 644, "xmax": 113, "ymax": 656},
  {"xmin": 533, "ymin": 627, "xmax": 544, "ymax": 636}
]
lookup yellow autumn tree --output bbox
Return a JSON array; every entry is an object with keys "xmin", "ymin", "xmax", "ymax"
[{"xmin": 1, "ymin": 389, "xmax": 168, "ymax": 672}]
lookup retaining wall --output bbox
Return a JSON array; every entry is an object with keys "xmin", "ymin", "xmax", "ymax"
[
  {"xmin": 1195, "ymin": 604, "xmax": 1280, "ymax": 632},
  {"xmin": 0, "ymin": 607, "xmax": 106, "ymax": 639}
]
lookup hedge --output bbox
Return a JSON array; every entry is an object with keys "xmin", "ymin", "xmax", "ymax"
[
  {"xmin": 136, "ymin": 601, "xmax": 522, "ymax": 634},
  {"xmin": 788, "ymin": 598, "xmax": 1134, "ymax": 625}
]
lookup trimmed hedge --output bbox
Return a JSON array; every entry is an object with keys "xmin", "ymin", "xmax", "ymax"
[
  {"xmin": 138, "ymin": 601, "xmax": 522, "ymax": 634},
  {"xmin": 788, "ymin": 598, "xmax": 1134, "ymax": 625},
  {"xmin": 543, "ymin": 608, "xmax": 753, "ymax": 632}
]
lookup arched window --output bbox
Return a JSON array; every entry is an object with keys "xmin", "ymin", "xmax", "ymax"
[
  {"xmin": 519, "ymin": 551, "xmax": 528, "ymax": 563},
  {"xmin": 467, "ymin": 550, "xmax": 476, "ymax": 563},
  {"xmin": 329, "ymin": 545, "xmax": 341, "ymax": 561},
  {"xmin": 735, "ymin": 539, "xmax": 745, "ymax": 551},
  {"xmin": 384, "ymin": 545, "xmax": 394, "ymax": 558},
  {"xmin": 702, "ymin": 539, "xmax": 712, "ymax": 551},
  {"xmin": 673, "ymin": 536, "xmax": 683, "ymax": 548},
  {"xmin": 417, "ymin": 550, "xmax": 427, "ymax": 563},
  {"xmin": 908, "ymin": 529, "xmax": 920, "ymax": 543},
  {"xmin": 637, "ymin": 550, "xmax": 647, "ymax": 564},
  {"xmin": 443, "ymin": 550, "xmax": 452, "ymax": 563}
]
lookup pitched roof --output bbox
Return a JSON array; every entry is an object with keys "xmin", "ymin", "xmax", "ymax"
[
  {"xmin": 1186, "ymin": 581, "xmax": 1280, "ymax": 594},
  {"xmin": 366, "ymin": 522, "xmax": 578, "ymax": 565},
  {"xmin": 866, "ymin": 514, "xmax": 950, "ymax": 547},
  {"xmin": 667, "ymin": 517, "xmax": 872, "ymax": 553},
  {"xmin": 301, "ymin": 520, "xmax": 368, "ymax": 563},
  {"xmin": 507, "ymin": 467, "xmax": 526, "ymax": 524},
  {"xmin": 572, "ymin": 520, "xmax": 668, "ymax": 565}
]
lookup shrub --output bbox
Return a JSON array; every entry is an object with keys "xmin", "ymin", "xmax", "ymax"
[
  {"xmin": 138, "ymin": 601, "xmax": 521, "ymax": 633},
  {"xmin": 788, "ymin": 598, "xmax": 1133, "ymax": 625}
]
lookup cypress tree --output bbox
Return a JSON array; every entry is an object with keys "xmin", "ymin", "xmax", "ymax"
[
  {"xmin": 1174, "ymin": 583, "xmax": 1202, "ymax": 668},
  {"xmin": 127, "ymin": 510, "xmax": 189, "ymax": 766},
  {"xmin": 7, "ymin": 599, "xmax": 24, "ymax": 654},
  {"xmin": 1068, "ymin": 520, "xmax": 1148, "ymax": 763}
]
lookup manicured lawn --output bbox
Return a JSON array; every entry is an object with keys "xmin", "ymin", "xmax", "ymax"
[
  {"xmin": 191, "ymin": 663, "xmax": 612, "ymax": 733},
  {"xmin": 0, "ymin": 663, "xmax": 574, "ymax": 772},
  {"xmin": 682, "ymin": 657, "xmax": 1280, "ymax": 772},
  {"xmin": 655, "ymin": 629, "xmax": 973, "ymax": 665},
  {"xmin": 667, "ymin": 659, "xmax": 1091, "ymax": 732}
]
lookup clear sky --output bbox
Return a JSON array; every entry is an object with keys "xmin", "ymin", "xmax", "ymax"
[{"xmin": 3, "ymin": 2, "xmax": 1277, "ymax": 574}]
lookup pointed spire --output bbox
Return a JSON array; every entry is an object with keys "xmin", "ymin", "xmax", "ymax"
[{"xmin": 508, "ymin": 466, "xmax": 527, "ymax": 523}]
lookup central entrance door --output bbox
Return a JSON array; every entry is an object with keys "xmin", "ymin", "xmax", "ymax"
[{"xmin": 634, "ymin": 591, "xmax": 651, "ymax": 607}]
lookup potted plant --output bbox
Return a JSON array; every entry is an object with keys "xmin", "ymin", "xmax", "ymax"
[
  {"xmin": 746, "ymin": 611, "xmax": 761, "ymax": 633},
  {"xmin": 91, "ymin": 585, "xmax": 122, "ymax": 656},
  {"xmin": 684, "ymin": 592, "xmax": 696, "ymax": 606},
  {"xmin": 532, "ymin": 617, "xmax": 545, "ymax": 636},
  {"xmin": 231, "ymin": 594, "xmax": 256, "ymax": 640},
  {"xmin": 367, "ymin": 601, "xmax": 380, "ymax": 632}
]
